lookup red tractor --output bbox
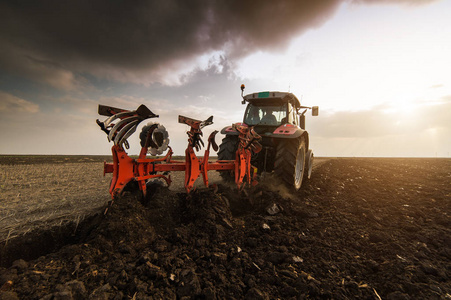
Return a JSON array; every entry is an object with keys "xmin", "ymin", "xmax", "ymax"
[
  {"xmin": 219, "ymin": 85, "xmax": 319, "ymax": 190},
  {"xmin": 96, "ymin": 85, "xmax": 318, "ymax": 199}
]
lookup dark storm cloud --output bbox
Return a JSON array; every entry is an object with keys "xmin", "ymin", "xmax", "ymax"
[
  {"xmin": 0, "ymin": 1, "xmax": 341, "ymax": 71},
  {"xmin": 0, "ymin": 0, "xmax": 435, "ymax": 86}
]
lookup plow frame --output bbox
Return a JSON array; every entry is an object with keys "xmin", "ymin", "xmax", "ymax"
[{"xmin": 99, "ymin": 105, "xmax": 260, "ymax": 199}]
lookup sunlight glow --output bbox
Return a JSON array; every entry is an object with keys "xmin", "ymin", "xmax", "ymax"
[
  {"xmin": 232, "ymin": 1, "xmax": 451, "ymax": 157},
  {"xmin": 235, "ymin": 1, "xmax": 451, "ymax": 114}
]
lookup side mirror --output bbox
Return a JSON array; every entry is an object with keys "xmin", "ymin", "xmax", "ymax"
[{"xmin": 312, "ymin": 106, "xmax": 319, "ymax": 116}]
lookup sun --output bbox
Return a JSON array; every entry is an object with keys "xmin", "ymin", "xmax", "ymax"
[{"xmin": 382, "ymin": 99, "xmax": 418, "ymax": 116}]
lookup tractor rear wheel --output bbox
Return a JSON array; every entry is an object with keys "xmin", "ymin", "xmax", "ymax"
[
  {"xmin": 274, "ymin": 137, "xmax": 306, "ymax": 190},
  {"xmin": 306, "ymin": 149, "xmax": 313, "ymax": 179},
  {"xmin": 217, "ymin": 135, "xmax": 239, "ymax": 181}
]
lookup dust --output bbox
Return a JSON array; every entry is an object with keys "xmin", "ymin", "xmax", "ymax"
[{"xmin": 259, "ymin": 173, "xmax": 296, "ymax": 200}]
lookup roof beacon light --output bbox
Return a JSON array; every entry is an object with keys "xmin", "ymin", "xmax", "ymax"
[{"xmin": 241, "ymin": 84, "xmax": 246, "ymax": 104}]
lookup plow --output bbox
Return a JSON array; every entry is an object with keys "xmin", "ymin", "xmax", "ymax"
[
  {"xmin": 97, "ymin": 85, "xmax": 318, "ymax": 199},
  {"xmin": 96, "ymin": 104, "xmax": 263, "ymax": 199}
]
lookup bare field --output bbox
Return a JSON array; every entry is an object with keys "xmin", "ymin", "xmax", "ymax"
[
  {"xmin": 0, "ymin": 160, "xmax": 111, "ymax": 242},
  {"xmin": 1, "ymin": 157, "xmax": 449, "ymax": 299}
]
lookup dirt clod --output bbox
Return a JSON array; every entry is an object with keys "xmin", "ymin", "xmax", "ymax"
[{"xmin": 0, "ymin": 158, "xmax": 450, "ymax": 299}]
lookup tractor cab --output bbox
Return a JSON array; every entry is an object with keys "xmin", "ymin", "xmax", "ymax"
[
  {"xmin": 242, "ymin": 90, "xmax": 318, "ymax": 130},
  {"xmin": 242, "ymin": 91, "xmax": 302, "ymax": 132},
  {"xmin": 219, "ymin": 85, "xmax": 319, "ymax": 190}
]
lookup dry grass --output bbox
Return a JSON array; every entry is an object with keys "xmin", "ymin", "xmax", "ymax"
[{"xmin": 0, "ymin": 162, "xmax": 110, "ymax": 242}]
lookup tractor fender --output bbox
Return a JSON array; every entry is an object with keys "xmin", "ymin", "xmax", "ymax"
[
  {"xmin": 271, "ymin": 126, "xmax": 310, "ymax": 155},
  {"xmin": 270, "ymin": 124, "xmax": 306, "ymax": 139}
]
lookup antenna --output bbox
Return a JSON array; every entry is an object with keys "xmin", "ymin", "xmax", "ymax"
[{"xmin": 288, "ymin": 84, "xmax": 291, "ymax": 92}]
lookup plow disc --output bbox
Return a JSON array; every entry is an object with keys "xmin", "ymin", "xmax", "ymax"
[{"xmin": 97, "ymin": 104, "xmax": 261, "ymax": 199}]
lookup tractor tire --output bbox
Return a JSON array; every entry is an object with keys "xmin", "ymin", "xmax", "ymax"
[
  {"xmin": 217, "ymin": 135, "xmax": 239, "ymax": 181},
  {"xmin": 274, "ymin": 137, "xmax": 306, "ymax": 190},
  {"xmin": 306, "ymin": 149, "xmax": 313, "ymax": 179}
]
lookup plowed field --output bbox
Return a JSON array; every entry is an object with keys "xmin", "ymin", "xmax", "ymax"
[{"xmin": 0, "ymin": 157, "xmax": 450, "ymax": 299}]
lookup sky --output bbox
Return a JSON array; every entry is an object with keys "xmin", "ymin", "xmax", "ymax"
[{"xmin": 0, "ymin": 0, "xmax": 450, "ymax": 157}]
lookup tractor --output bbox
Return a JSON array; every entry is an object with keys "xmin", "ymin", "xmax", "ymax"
[
  {"xmin": 95, "ymin": 85, "xmax": 318, "ymax": 200},
  {"xmin": 218, "ymin": 85, "xmax": 319, "ymax": 190}
]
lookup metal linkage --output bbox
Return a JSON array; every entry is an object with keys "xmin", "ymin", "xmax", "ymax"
[
  {"xmin": 179, "ymin": 115, "xmax": 214, "ymax": 192},
  {"xmin": 97, "ymin": 104, "xmax": 261, "ymax": 199},
  {"xmin": 232, "ymin": 124, "xmax": 262, "ymax": 188},
  {"xmin": 179, "ymin": 115, "xmax": 213, "ymax": 151}
]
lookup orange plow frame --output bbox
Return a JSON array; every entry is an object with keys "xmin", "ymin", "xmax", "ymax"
[{"xmin": 98, "ymin": 104, "xmax": 261, "ymax": 199}]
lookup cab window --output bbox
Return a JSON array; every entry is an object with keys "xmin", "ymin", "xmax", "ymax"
[{"xmin": 244, "ymin": 103, "xmax": 287, "ymax": 126}]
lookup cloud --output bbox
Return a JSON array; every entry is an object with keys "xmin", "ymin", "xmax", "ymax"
[
  {"xmin": 353, "ymin": 0, "xmax": 436, "ymax": 6},
  {"xmin": 2, "ymin": 0, "xmax": 429, "ymax": 87},
  {"xmin": 0, "ymin": 91, "xmax": 39, "ymax": 113},
  {"xmin": 0, "ymin": 40, "xmax": 76, "ymax": 90},
  {"xmin": 306, "ymin": 98, "xmax": 450, "ymax": 157},
  {"xmin": 309, "ymin": 99, "xmax": 451, "ymax": 140},
  {"xmin": 0, "ymin": 1, "xmax": 339, "ymax": 68}
]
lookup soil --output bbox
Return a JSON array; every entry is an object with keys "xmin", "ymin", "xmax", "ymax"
[{"xmin": 0, "ymin": 157, "xmax": 450, "ymax": 299}]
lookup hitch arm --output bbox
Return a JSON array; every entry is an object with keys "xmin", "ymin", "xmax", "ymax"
[{"xmin": 201, "ymin": 130, "xmax": 219, "ymax": 187}]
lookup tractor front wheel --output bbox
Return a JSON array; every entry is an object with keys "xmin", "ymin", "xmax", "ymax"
[
  {"xmin": 274, "ymin": 137, "xmax": 306, "ymax": 190},
  {"xmin": 217, "ymin": 135, "xmax": 239, "ymax": 181}
]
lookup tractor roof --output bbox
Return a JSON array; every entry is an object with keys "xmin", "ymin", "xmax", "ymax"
[{"xmin": 243, "ymin": 91, "xmax": 301, "ymax": 108}]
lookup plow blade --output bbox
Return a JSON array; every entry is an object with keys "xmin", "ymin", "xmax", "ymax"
[
  {"xmin": 97, "ymin": 104, "xmax": 158, "ymax": 148},
  {"xmin": 99, "ymin": 104, "xmax": 158, "ymax": 119}
]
